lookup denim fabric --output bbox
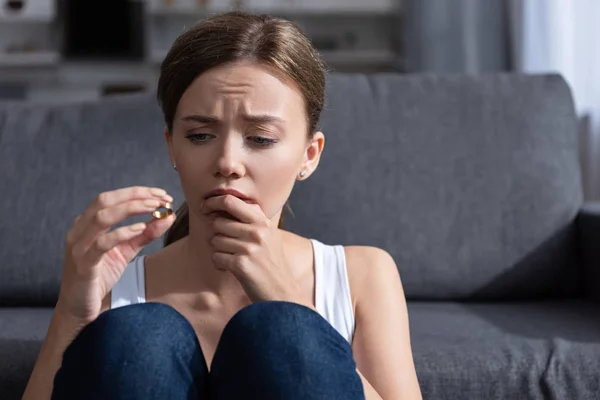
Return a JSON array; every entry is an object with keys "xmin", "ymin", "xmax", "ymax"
[{"xmin": 51, "ymin": 301, "xmax": 364, "ymax": 400}]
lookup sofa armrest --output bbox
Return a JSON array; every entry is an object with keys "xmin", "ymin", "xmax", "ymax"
[{"xmin": 577, "ymin": 203, "xmax": 600, "ymax": 301}]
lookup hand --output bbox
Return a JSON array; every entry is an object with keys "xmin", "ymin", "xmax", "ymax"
[
  {"xmin": 202, "ymin": 195, "xmax": 305, "ymax": 304},
  {"xmin": 56, "ymin": 186, "xmax": 175, "ymax": 325}
]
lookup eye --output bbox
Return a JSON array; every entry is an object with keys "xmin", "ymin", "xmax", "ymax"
[
  {"xmin": 186, "ymin": 133, "xmax": 213, "ymax": 143},
  {"xmin": 249, "ymin": 136, "xmax": 278, "ymax": 147}
]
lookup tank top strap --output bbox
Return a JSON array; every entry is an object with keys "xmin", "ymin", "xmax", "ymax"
[
  {"xmin": 312, "ymin": 238, "xmax": 355, "ymax": 343},
  {"xmin": 110, "ymin": 255, "xmax": 146, "ymax": 309}
]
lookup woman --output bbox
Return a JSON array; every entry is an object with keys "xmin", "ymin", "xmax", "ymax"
[{"xmin": 22, "ymin": 11, "xmax": 422, "ymax": 400}]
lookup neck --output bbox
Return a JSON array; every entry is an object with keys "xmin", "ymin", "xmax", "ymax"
[
  {"xmin": 173, "ymin": 206, "xmax": 290, "ymax": 302},
  {"xmin": 177, "ymin": 215, "xmax": 248, "ymax": 300}
]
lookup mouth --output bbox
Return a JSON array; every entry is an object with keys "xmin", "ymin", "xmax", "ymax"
[{"xmin": 204, "ymin": 188, "xmax": 253, "ymax": 202}]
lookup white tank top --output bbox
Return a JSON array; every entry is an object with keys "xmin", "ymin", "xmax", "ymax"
[{"xmin": 111, "ymin": 238, "xmax": 355, "ymax": 343}]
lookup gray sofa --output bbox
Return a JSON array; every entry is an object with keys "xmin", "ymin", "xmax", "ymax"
[{"xmin": 2, "ymin": 73, "xmax": 600, "ymax": 399}]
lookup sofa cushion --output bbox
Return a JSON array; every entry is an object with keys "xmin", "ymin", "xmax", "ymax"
[
  {"xmin": 409, "ymin": 300, "xmax": 600, "ymax": 399},
  {"xmin": 286, "ymin": 73, "xmax": 583, "ymax": 300},
  {"xmin": 0, "ymin": 307, "xmax": 54, "ymax": 400}
]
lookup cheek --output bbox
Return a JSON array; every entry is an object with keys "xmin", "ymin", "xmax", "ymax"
[
  {"xmin": 256, "ymin": 139, "xmax": 302, "ymax": 179},
  {"xmin": 174, "ymin": 137, "xmax": 215, "ymax": 178},
  {"xmin": 173, "ymin": 143, "xmax": 210, "ymax": 206},
  {"xmin": 251, "ymin": 145, "xmax": 302, "ymax": 214},
  {"xmin": 256, "ymin": 150, "xmax": 298, "ymax": 176}
]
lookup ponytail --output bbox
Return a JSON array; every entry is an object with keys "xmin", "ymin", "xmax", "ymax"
[{"xmin": 163, "ymin": 202, "xmax": 189, "ymax": 247}]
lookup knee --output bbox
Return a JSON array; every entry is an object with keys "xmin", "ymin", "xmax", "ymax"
[
  {"xmin": 222, "ymin": 301, "xmax": 335, "ymax": 353},
  {"xmin": 65, "ymin": 302, "xmax": 198, "ymax": 363},
  {"xmin": 229, "ymin": 301, "xmax": 317, "ymax": 333},
  {"xmin": 54, "ymin": 304, "xmax": 209, "ymax": 398},
  {"xmin": 212, "ymin": 301, "xmax": 356, "ymax": 385}
]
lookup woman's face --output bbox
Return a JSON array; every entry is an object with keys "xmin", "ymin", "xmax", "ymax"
[{"xmin": 165, "ymin": 61, "xmax": 324, "ymax": 225}]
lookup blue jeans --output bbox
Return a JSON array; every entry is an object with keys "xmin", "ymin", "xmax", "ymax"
[{"xmin": 51, "ymin": 301, "xmax": 365, "ymax": 399}]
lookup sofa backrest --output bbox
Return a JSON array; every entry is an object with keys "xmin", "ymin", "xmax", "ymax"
[
  {"xmin": 0, "ymin": 94, "xmax": 185, "ymax": 305},
  {"xmin": 286, "ymin": 73, "xmax": 583, "ymax": 300},
  {"xmin": 0, "ymin": 73, "xmax": 583, "ymax": 305}
]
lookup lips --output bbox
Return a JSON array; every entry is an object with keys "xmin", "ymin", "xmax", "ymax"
[{"xmin": 204, "ymin": 188, "xmax": 252, "ymax": 202}]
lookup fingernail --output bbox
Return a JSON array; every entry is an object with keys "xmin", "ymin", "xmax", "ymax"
[
  {"xmin": 130, "ymin": 223, "xmax": 146, "ymax": 231},
  {"xmin": 150, "ymin": 188, "xmax": 167, "ymax": 197},
  {"xmin": 144, "ymin": 199, "xmax": 161, "ymax": 207},
  {"xmin": 162, "ymin": 194, "xmax": 174, "ymax": 202}
]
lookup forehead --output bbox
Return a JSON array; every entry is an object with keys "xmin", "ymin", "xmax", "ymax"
[{"xmin": 176, "ymin": 61, "xmax": 306, "ymax": 118}]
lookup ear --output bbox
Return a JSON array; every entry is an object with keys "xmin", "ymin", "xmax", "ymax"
[
  {"xmin": 298, "ymin": 131, "xmax": 325, "ymax": 180},
  {"xmin": 164, "ymin": 128, "xmax": 176, "ymax": 167}
]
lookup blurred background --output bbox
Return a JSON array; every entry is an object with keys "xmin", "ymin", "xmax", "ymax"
[{"xmin": 0, "ymin": 0, "xmax": 598, "ymax": 200}]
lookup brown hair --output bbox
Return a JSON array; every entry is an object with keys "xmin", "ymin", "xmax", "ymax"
[{"xmin": 157, "ymin": 11, "xmax": 326, "ymax": 247}]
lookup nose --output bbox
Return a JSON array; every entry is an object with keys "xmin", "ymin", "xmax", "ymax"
[{"xmin": 213, "ymin": 135, "xmax": 246, "ymax": 179}]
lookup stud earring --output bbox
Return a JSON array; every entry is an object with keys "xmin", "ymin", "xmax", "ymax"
[
  {"xmin": 172, "ymin": 164, "xmax": 177, "ymax": 171},
  {"xmin": 299, "ymin": 170, "xmax": 307, "ymax": 178}
]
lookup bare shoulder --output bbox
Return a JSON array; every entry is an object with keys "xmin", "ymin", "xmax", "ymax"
[
  {"xmin": 343, "ymin": 245, "xmax": 396, "ymax": 267},
  {"xmin": 343, "ymin": 246, "xmax": 421, "ymax": 399},
  {"xmin": 343, "ymin": 246, "xmax": 404, "ymax": 311}
]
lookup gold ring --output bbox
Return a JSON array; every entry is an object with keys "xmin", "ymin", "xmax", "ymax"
[{"xmin": 151, "ymin": 202, "xmax": 174, "ymax": 219}]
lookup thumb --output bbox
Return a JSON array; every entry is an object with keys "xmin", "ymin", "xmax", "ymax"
[{"xmin": 122, "ymin": 214, "xmax": 176, "ymax": 258}]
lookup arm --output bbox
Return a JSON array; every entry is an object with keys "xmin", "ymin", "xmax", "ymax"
[
  {"xmin": 347, "ymin": 246, "xmax": 422, "ymax": 400},
  {"xmin": 22, "ymin": 186, "xmax": 173, "ymax": 399},
  {"xmin": 21, "ymin": 307, "xmax": 84, "ymax": 400},
  {"xmin": 22, "ymin": 295, "xmax": 112, "ymax": 400},
  {"xmin": 356, "ymin": 368, "xmax": 386, "ymax": 399}
]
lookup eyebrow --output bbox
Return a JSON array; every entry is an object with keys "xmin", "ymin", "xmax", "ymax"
[
  {"xmin": 180, "ymin": 114, "xmax": 284, "ymax": 125},
  {"xmin": 180, "ymin": 115, "xmax": 220, "ymax": 124},
  {"xmin": 242, "ymin": 114, "xmax": 285, "ymax": 124}
]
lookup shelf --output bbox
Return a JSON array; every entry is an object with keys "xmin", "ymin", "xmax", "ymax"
[
  {"xmin": 0, "ymin": 51, "xmax": 59, "ymax": 67},
  {"xmin": 149, "ymin": 48, "xmax": 395, "ymax": 67},
  {"xmin": 0, "ymin": 61, "xmax": 159, "ymax": 87},
  {"xmin": 145, "ymin": 1, "xmax": 397, "ymax": 16},
  {"xmin": 0, "ymin": 0, "xmax": 56, "ymax": 22},
  {"xmin": 146, "ymin": 1, "xmax": 230, "ymax": 15},
  {"xmin": 320, "ymin": 49, "xmax": 396, "ymax": 65}
]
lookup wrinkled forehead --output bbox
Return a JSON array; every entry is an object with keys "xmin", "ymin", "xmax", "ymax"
[{"xmin": 175, "ymin": 61, "xmax": 307, "ymax": 124}]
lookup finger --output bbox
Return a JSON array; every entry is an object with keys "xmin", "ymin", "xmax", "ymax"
[
  {"xmin": 81, "ymin": 213, "xmax": 175, "ymax": 268},
  {"xmin": 79, "ymin": 221, "xmax": 148, "ymax": 267},
  {"xmin": 211, "ymin": 235, "xmax": 247, "ymax": 254},
  {"xmin": 71, "ymin": 186, "xmax": 173, "ymax": 238},
  {"xmin": 73, "ymin": 198, "xmax": 169, "ymax": 258},
  {"xmin": 202, "ymin": 195, "xmax": 262, "ymax": 224},
  {"xmin": 212, "ymin": 217, "xmax": 252, "ymax": 239},
  {"xmin": 120, "ymin": 214, "xmax": 176, "ymax": 260},
  {"xmin": 213, "ymin": 252, "xmax": 238, "ymax": 273}
]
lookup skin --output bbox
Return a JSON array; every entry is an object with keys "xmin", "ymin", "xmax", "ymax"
[{"xmin": 22, "ymin": 60, "xmax": 422, "ymax": 400}]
